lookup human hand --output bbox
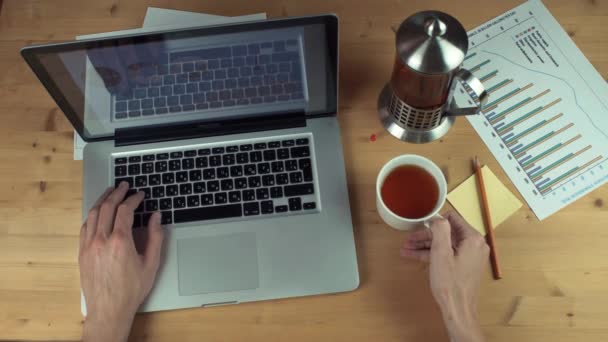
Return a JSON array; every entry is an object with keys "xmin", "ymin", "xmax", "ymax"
[
  {"xmin": 79, "ymin": 182, "xmax": 164, "ymax": 342},
  {"xmin": 400, "ymin": 211, "xmax": 488, "ymax": 342}
]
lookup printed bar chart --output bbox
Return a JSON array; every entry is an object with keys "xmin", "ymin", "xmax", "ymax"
[{"xmin": 459, "ymin": 0, "xmax": 608, "ymax": 219}]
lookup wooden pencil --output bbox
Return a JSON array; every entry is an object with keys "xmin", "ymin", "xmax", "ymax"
[{"xmin": 473, "ymin": 156, "xmax": 502, "ymax": 280}]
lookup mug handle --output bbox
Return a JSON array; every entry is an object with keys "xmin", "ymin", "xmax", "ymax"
[
  {"xmin": 445, "ymin": 68, "xmax": 489, "ymax": 116},
  {"xmin": 423, "ymin": 213, "xmax": 444, "ymax": 229}
]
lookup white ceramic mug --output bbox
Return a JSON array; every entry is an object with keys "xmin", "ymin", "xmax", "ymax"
[{"xmin": 376, "ymin": 154, "xmax": 447, "ymax": 230}]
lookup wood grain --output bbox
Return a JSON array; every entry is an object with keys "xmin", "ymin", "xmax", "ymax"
[{"xmin": 0, "ymin": 0, "xmax": 607, "ymax": 341}]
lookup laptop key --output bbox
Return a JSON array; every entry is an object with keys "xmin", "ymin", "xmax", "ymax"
[
  {"xmin": 285, "ymin": 160, "xmax": 298, "ymax": 171},
  {"xmin": 198, "ymin": 148, "xmax": 211, "ymax": 156},
  {"xmin": 229, "ymin": 191, "xmax": 241, "ymax": 203},
  {"xmin": 282, "ymin": 139, "xmax": 295, "ymax": 147},
  {"xmin": 243, "ymin": 202, "xmax": 260, "ymax": 216},
  {"xmin": 203, "ymin": 169, "xmax": 215, "ymax": 180},
  {"xmin": 128, "ymin": 164, "xmax": 140, "ymax": 175},
  {"xmin": 156, "ymin": 153, "xmax": 169, "ymax": 160},
  {"xmin": 258, "ymin": 163, "xmax": 270, "ymax": 174},
  {"xmin": 159, "ymin": 198, "xmax": 172, "ymax": 210},
  {"xmin": 289, "ymin": 172, "xmax": 303, "ymax": 183},
  {"xmin": 299, "ymin": 158, "xmax": 312, "ymax": 169},
  {"xmin": 135, "ymin": 176, "xmax": 147, "ymax": 187},
  {"xmin": 221, "ymin": 179, "xmax": 233, "ymax": 191},
  {"xmin": 166, "ymin": 185, "xmax": 178, "ymax": 196},
  {"xmin": 230, "ymin": 165, "xmax": 243, "ymax": 177},
  {"xmin": 215, "ymin": 192, "xmax": 228, "ymax": 204},
  {"xmin": 152, "ymin": 186, "xmax": 165, "ymax": 198},
  {"xmin": 262, "ymin": 175, "xmax": 275, "ymax": 186},
  {"xmin": 236, "ymin": 152, "xmax": 249, "ymax": 164},
  {"xmin": 275, "ymin": 205, "xmax": 288, "ymax": 213},
  {"xmin": 169, "ymin": 160, "xmax": 181, "ymax": 171},
  {"xmin": 222, "ymin": 154, "xmax": 235, "ymax": 165},
  {"xmin": 115, "ymin": 177, "xmax": 134, "ymax": 188},
  {"xmin": 187, "ymin": 195, "xmax": 200, "ymax": 207},
  {"xmin": 161, "ymin": 211, "xmax": 173, "ymax": 224},
  {"xmin": 235, "ymin": 177, "xmax": 248, "ymax": 189},
  {"xmin": 193, "ymin": 182, "xmax": 205, "ymax": 193},
  {"xmin": 242, "ymin": 189, "xmax": 255, "ymax": 201},
  {"xmin": 250, "ymin": 151, "xmax": 262, "ymax": 162},
  {"xmin": 146, "ymin": 199, "xmax": 159, "ymax": 211},
  {"xmin": 142, "ymin": 162, "xmax": 154, "ymax": 174},
  {"xmin": 256, "ymin": 188, "xmax": 269, "ymax": 200},
  {"xmin": 180, "ymin": 183, "xmax": 192, "ymax": 195},
  {"xmin": 115, "ymin": 157, "xmax": 127, "ymax": 165},
  {"xmin": 129, "ymin": 156, "xmax": 141, "ymax": 163},
  {"xmin": 248, "ymin": 176, "xmax": 261, "ymax": 188},
  {"xmin": 184, "ymin": 150, "xmax": 197, "ymax": 157},
  {"xmin": 176, "ymin": 171, "xmax": 188, "ymax": 183},
  {"xmin": 149, "ymin": 174, "xmax": 161, "ymax": 186},
  {"xmin": 140, "ymin": 187, "xmax": 151, "ymax": 199},
  {"xmin": 162, "ymin": 173, "xmax": 175, "ymax": 184},
  {"xmin": 268, "ymin": 141, "xmax": 280, "ymax": 148},
  {"xmin": 189, "ymin": 170, "xmax": 202, "ymax": 181},
  {"xmin": 115, "ymin": 166, "xmax": 127, "ymax": 177},
  {"xmin": 182, "ymin": 158, "xmax": 195, "ymax": 170},
  {"xmin": 261, "ymin": 200, "xmax": 274, "ymax": 214},
  {"xmin": 174, "ymin": 204, "xmax": 242, "ymax": 223},
  {"xmin": 302, "ymin": 166, "xmax": 313, "ymax": 182},
  {"xmin": 296, "ymin": 138, "xmax": 309, "ymax": 145},
  {"xmin": 290, "ymin": 146, "xmax": 310, "ymax": 158},
  {"xmin": 173, "ymin": 196, "xmax": 186, "ymax": 209},
  {"xmin": 284, "ymin": 184, "xmax": 314, "ymax": 197},
  {"xmin": 207, "ymin": 180, "xmax": 220, "ymax": 192},
  {"xmin": 303, "ymin": 202, "xmax": 316, "ymax": 210},
  {"xmin": 209, "ymin": 156, "xmax": 221, "ymax": 167},
  {"xmin": 212, "ymin": 147, "xmax": 225, "ymax": 154},
  {"xmin": 217, "ymin": 167, "xmax": 229, "ymax": 178},
  {"xmin": 196, "ymin": 157, "xmax": 208, "ymax": 168},
  {"xmin": 270, "ymin": 186, "xmax": 283, "ymax": 198},
  {"xmin": 276, "ymin": 173, "xmax": 289, "ymax": 185},
  {"xmin": 254, "ymin": 142, "xmax": 267, "ymax": 150},
  {"xmin": 263, "ymin": 150, "xmax": 276, "ymax": 161},
  {"xmin": 244, "ymin": 164, "xmax": 257, "ymax": 176},
  {"xmin": 288, "ymin": 197, "xmax": 302, "ymax": 211},
  {"xmin": 271, "ymin": 161, "xmax": 284, "ymax": 173},
  {"xmin": 226, "ymin": 145, "xmax": 239, "ymax": 153},
  {"xmin": 201, "ymin": 194, "xmax": 213, "ymax": 205},
  {"xmin": 277, "ymin": 148, "xmax": 289, "ymax": 160}
]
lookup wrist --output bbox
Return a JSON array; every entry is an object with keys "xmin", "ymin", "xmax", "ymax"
[
  {"xmin": 83, "ymin": 311, "xmax": 135, "ymax": 342},
  {"xmin": 438, "ymin": 294, "xmax": 484, "ymax": 342}
]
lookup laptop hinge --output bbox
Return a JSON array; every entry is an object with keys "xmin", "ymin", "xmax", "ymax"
[{"xmin": 114, "ymin": 112, "xmax": 306, "ymax": 147}]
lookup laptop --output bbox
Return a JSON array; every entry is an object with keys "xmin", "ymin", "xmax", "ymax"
[{"xmin": 21, "ymin": 15, "xmax": 359, "ymax": 313}]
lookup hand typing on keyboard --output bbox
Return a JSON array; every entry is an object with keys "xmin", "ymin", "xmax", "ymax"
[{"xmin": 79, "ymin": 182, "xmax": 164, "ymax": 342}]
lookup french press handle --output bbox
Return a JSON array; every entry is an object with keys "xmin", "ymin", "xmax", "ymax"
[{"xmin": 445, "ymin": 68, "xmax": 488, "ymax": 116}]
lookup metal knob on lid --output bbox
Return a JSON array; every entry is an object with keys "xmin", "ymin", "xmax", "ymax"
[{"xmin": 378, "ymin": 10, "xmax": 488, "ymax": 144}]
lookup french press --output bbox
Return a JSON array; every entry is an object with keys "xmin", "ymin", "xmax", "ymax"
[{"xmin": 378, "ymin": 11, "xmax": 488, "ymax": 143}]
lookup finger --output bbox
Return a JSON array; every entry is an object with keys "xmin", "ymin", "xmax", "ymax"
[
  {"xmin": 429, "ymin": 218, "xmax": 453, "ymax": 256},
  {"xmin": 400, "ymin": 248, "xmax": 430, "ymax": 262},
  {"xmin": 96, "ymin": 182, "xmax": 130, "ymax": 238},
  {"xmin": 79, "ymin": 223, "xmax": 87, "ymax": 253},
  {"xmin": 143, "ymin": 212, "xmax": 164, "ymax": 276},
  {"xmin": 113, "ymin": 191, "xmax": 145, "ymax": 237},
  {"xmin": 444, "ymin": 210, "xmax": 481, "ymax": 238},
  {"xmin": 405, "ymin": 227, "xmax": 433, "ymax": 242},
  {"xmin": 85, "ymin": 187, "xmax": 113, "ymax": 244},
  {"xmin": 402, "ymin": 238, "xmax": 432, "ymax": 250}
]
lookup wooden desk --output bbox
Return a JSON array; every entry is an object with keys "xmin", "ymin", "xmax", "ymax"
[{"xmin": 1, "ymin": 0, "xmax": 607, "ymax": 341}]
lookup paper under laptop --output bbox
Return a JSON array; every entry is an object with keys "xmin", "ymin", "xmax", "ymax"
[{"xmin": 73, "ymin": 9, "xmax": 267, "ymax": 159}]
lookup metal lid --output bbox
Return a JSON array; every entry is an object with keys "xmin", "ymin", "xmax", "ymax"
[{"xmin": 396, "ymin": 11, "xmax": 468, "ymax": 74}]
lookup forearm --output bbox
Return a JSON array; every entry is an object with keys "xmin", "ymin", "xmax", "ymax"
[{"xmin": 83, "ymin": 314, "xmax": 134, "ymax": 342}]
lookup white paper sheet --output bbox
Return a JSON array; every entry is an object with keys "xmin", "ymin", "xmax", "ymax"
[{"xmin": 461, "ymin": 0, "xmax": 608, "ymax": 219}]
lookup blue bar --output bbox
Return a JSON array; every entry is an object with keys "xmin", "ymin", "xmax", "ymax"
[
  {"xmin": 503, "ymin": 132, "xmax": 515, "ymax": 140},
  {"xmin": 520, "ymin": 155, "xmax": 532, "ymax": 163},
  {"xmin": 529, "ymin": 165, "xmax": 542, "ymax": 175},
  {"xmin": 512, "ymin": 144, "xmax": 523, "ymax": 152},
  {"xmin": 495, "ymin": 122, "xmax": 505, "ymax": 130},
  {"xmin": 537, "ymin": 177, "xmax": 551, "ymax": 187},
  {"xmin": 486, "ymin": 112, "xmax": 497, "ymax": 120}
]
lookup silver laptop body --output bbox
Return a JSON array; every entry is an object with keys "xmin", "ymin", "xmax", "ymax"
[{"xmin": 22, "ymin": 15, "xmax": 359, "ymax": 313}]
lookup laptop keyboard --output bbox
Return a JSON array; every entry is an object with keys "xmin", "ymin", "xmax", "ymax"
[
  {"xmin": 113, "ymin": 39, "xmax": 305, "ymax": 120},
  {"xmin": 113, "ymin": 135, "xmax": 317, "ymax": 228}
]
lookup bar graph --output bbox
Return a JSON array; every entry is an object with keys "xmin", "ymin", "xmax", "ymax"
[{"xmin": 459, "ymin": 0, "xmax": 608, "ymax": 219}]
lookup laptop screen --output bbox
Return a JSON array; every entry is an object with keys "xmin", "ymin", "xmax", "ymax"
[{"xmin": 22, "ymin": 16, "xmax": 338, "ymax": 141}]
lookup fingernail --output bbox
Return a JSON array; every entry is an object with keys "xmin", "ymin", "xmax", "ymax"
[
  {"xmin": 120, "ymin": 181, "xmax": 128, "ymax": 188},
  {"xmin": 154, "ymin": 212, "xmax": 162, "ymax": 224}
]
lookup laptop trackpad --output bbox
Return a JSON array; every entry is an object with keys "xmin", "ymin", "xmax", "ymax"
[{"xmin": 177, "ymin": 232, "xmax": 259, "ymax": 296}]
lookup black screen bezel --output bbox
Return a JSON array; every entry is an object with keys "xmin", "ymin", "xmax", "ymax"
[{"xmin": 20, "ymin": 15, "xmax": 338, "ymax": 142}]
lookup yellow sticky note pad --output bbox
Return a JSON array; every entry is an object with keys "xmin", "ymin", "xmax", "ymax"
[{"xmin": 447, "ymin": 166, "xmax": 522, "ymax": 235}]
